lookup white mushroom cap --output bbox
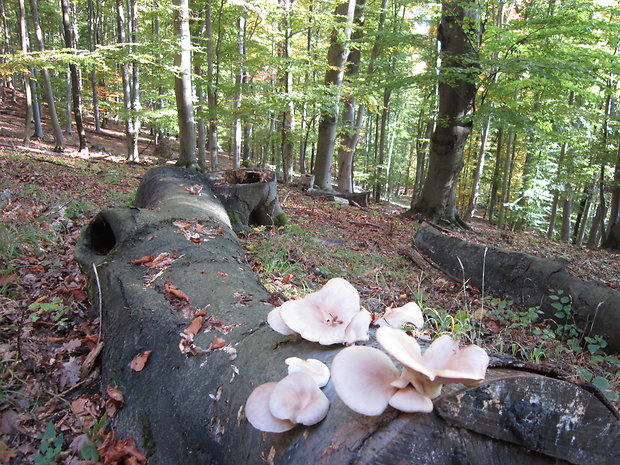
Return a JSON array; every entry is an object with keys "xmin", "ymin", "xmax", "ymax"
[
  {"xmin": 268, "ymin": 372, "xmax": 329, "ymax": 426},
  {"xmin": 342, "ymin": 309, "xmax": 372, "ymax": 344},
  {"xmin": 285, "ymin": 357, "xmax": 330, "ymax": 388},
  {"xmin": 375, "ymin": 302, "xmax": 424, "ymax": 329},
  {"xmin": 388, "ymin": 386, "xmax": 434, "ymax": 413},
  {"xmin": 245, "ymin": 382, "xmax": 295, "ymax": 433},
  {"xmin": 278, "ymin": 278, "xmax": 365, "ymax": 345},
  {"xmin": 331, "ymin": 346, "xmax": 399, "ymax": 416},
  {"xmin": 377, "ymin": 327, "xmax": 489, "ymax": 399},
  {"xmin": 267, "ymin": 307, "xmax": 298, "ymax": 336}
]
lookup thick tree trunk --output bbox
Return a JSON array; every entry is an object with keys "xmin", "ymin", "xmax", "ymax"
[
  {"xmin": 74, "ymin": 168, "xmax": 619, "ymax": 465},
  {"xmin": 313, "ymin": 0, "xmax": 356, "ymax": 190},
  {"xmin": 173, "ymin": 0, "xmax": 197, "ymax": 168},
  {"xmin": 408, "ymin": 0, "xmax": 480, "ymax": 224},
  {"xmin": 60, "ymin": 0, "xmax": 88, "ymax": 153}
]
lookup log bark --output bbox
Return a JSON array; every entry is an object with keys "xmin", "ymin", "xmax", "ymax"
[
  {"xmin": 415, "ymin": 225, "xmax": 620, "ymax": 353},
  {"xmin": 74, "ymin": 168, "xmax": 618, "ymax": 465},
  {"xmin": 305, "ymin": 188, "xmax": 369, "ymax": 207}
]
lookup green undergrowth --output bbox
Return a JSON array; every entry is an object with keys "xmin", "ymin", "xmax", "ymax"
[{"xmin": 243, "ymin": 221, "xmax": 619, "ymax": 404}]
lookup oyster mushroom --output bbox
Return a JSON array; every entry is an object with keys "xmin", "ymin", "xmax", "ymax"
[
  {"xmin": 267, "ymin": 278, "xmax": 370, "ymax": 345},
  {"xmin": 377, "ymin": 327, "xmax": 489, "ymax": 399},
  {"xmin": 375, "ymin": 302, "xmax": 424, "ymax": 329}
]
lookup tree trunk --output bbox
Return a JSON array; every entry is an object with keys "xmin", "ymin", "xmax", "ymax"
[
  {"xmin": 336, "ymin": 0, "xmax": 366, "ymax": 193},
  {"xmin": 603, "ymin": 143, "xmax": 620, "ymax": 249},
  {"xmin": 88, "ymin": 0, "xmax": 101, "ymax": 133},
  {"xmin": 407, "ymin": 0, "xmax": 481, "ymax": 224},
  {"xmin": 0, "ymin": 0, "xmax": 15, "ymax": 100},
  {"xmin": 60, "ymin": 0, "xmax": 88, "ymax": 153},
  {"xmin": 127, "ymin": 0, "xmax": 141, "ymax": 163},
  {"xmin": 173, "ymin": 0, "xmax": 197, "ymax": 168},
  {"xmin": 29, "ymin": 0, "xmax": 65, "ymax": 150},
  {"xmin": 205, "ymin": 0, "xmax": 219, "ymax": 170},
  {"xmin": 232, "ymin": 15, "xmax": 245, "ymax": 170},
  {"xmin": 29, "ymin": 68, "xmax": 44, "ymax": 139},
  {"xmin": 497, "ymin": 130, "xmax": 515, "ymax": 228},
  {"xmin": 17, "ymin": 0, "xmax": 33, "ymax": 145},
  {"xmin": 487, "ymin": 127, "xmax": 503, "ymax": 220},
  {"xmin": 313, "ymin": 0, "xmax": 356, "ymax": 190},
  {"xmin": 195, "ymin": 68, "xmax": 208, "ymax": 172},
  {"xmin": 560, "ymin": 196, "xmax": 572, "ymax": 242},
  {"xmin": 64, "ymin": 67, "xmax": 72, "ymax": 135},
  {"xmin": 463, "ymin": 116, "xmax": 491, "ymax": 221},
  {"xmin": 586, "ymin": 164, "xmax": 606, "ymax": 248},
  {"xmin": 374, "ymin": 88, "xmax": 391, "ymax": 201}
]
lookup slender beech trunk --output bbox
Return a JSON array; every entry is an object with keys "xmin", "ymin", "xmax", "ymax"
[
  {"xmin": 587, "ymin": 164, "xmax": 606, "ymax": 248},
  {"xmin": 29, "ymin": 69, "xmax": 44, "ymax": 139},
  {"xmin": 463, "ymin": 115, "xmax": 491, "ymax": 221},
  {"xmin": 313, "ymin": 0, "xmax": 356, "ymax": 190},
  {"xmin": 497, "ymin": 130, "xmax": 515, "ymax": 228},
  {"xmin": 17, "ymin": 0, "xmax": 33, "ymax": 145},
  {"xmin": 278, "ymin": 0, "xmax": 295, "ymax": 183},
  {"xmin": 337, "ymin": 0, "xmax": 366, "ymax": 192},
  {"xmin": 0, "ymin": 0, "xmax": 15, "ymax": 99},
  {"xmin": 195, "ymin": 67, "xmax": 207, "ymax": 171},
  {"xmin": 374, "ymin": 88, "xmax": 391, "ymax": 201},
  {"xmin": 127, "ymin": 0, "xmax": 141, "ymax": 162},
  {"xmin": 205, "ymin": 0, "xmax": 219, "ymax": 170},
  {"xmin": 487, "ymin": 127, "xmax": 503, "ymax": 220},
  {"xmin": 172, "ymin": 0, "xmax": 196, "ymax": 168},
  {"xmin": 603, "ymin": 143, "xmax": 620, "ymax": 248},
  {"xmin": 60, "ymin": 0, "xmax": 87, "ymax": 152},
  {"xmin": 88, "ymin": 0, "xmax": 101, "ymax": 132},
  {"xmin": 29, "ymin": 0, "xmax": 64, "ymax": 150},
  {"xmin": 232, "ymin": 15, "xmax": 245, "ymax": 169},
  {"xmin": 64, "ymin": 67, "xmax": 72, "ymax": 134}
]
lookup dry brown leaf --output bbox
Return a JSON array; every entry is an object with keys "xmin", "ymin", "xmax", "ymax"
[
  {"xmin": 218, "ymin": 271, "xmax": 228, "ymax": 278},
  {"xmin": 211, "ymin": 336, "xmax": 226, "ymax": 350},
  {"xmin": 130, "ymin": 350, "xmax": 153, "ymax": 372},
  {"xmin": 164, "ymin": 282, "xmax": 190, "ymax": 302},
  {"xmin": 185, "ymin": 316, "xmax": 203, "ymax": 337},
  {"xmin": 0, "ymin": 441, "xmax": 17, "ymax": 463},
  {"xmin": 0, "ymin": 410, "xmax": 20, "ymax": 434},
  {"xmin": 131, "ymin": 255, "xmax": 154, "ymax": 266},
  {"xmin": 106, "ymin": 386, "xmax": 124, "ymax": 402}
]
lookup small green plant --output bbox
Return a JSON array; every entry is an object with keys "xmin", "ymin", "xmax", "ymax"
[
  {"xmin": 574, "ymin": 366, "xmax": 619, "ymax": 402},
  {"xmin": 28, "ymin": 299, "xmax": 70, "ymax": 326},
  {"xmin": 34, "ymin": 422, "xmax": 64, "ymax": 465},
  {"xmin": 549, "ymin": 289, "xmax": 582, "ymax": 342}
]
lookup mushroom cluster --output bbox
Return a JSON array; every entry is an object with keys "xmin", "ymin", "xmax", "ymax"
[
  {"xmin": 267, "ymin": 278, "xmax": 372, "ymax": 345},
  {"xmin": 332, "ymin": 327, "xmax": 489, "ymax": 416},
  {"xmin": 245, "ymin": 358, "xmax": 330, "ymax": 433}
]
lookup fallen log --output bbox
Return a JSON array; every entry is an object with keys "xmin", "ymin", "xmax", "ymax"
[
  {"xmin": 74, "ymin": 167, "xmax": 619, "ymax": 465},
  {"xmin": 305, "ymin": 188, "xmax": 370, "ymax": 207},
  {"xmin": 414, "ymin": 225, "xmax": 620, "ymax": 353}
]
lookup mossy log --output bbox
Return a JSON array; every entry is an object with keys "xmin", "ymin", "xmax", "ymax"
[
  {"xmin": 74, "ymin": 169, "xmax": 619, "ymax": 465},
  {"xmin": 414, "ymin": 225, "xmax": 620, "ymax": 353}
]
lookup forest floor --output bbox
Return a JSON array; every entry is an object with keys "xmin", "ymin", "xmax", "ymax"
[{"xmin": 0, "ymin": 98, "xmax": 619, "ymax": 464}]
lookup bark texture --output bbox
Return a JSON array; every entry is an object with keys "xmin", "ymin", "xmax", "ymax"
[
  {"xmin": 408, "ymin": 0, "xmax": 480, "ymax": 223},
  {"xmin": 74, "ymin": 169, "xmax": 619, "ymax": 465},
  {"xmin": 415, "ymin": 225, "xmax": 620, "ymax": 352}
]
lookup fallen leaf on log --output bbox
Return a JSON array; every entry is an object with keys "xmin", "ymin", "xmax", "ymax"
[
  {"xmin": 131, "ymin": 255, "xmax": 154, "ymax": 266},
  {"xmin": 164, "ymin": 282, "xmax": 190, "ymax": 302},
  {"xmin": 210, "ymin": 336, "xmax": 226, "ymax": 350},
  {"xmin": 105, "ymin": 386, "xmax": 124, "ymax": 418},
  {"xmin": 184, "ymin": 316, "xmax": 203, "ymax": 337},
  {"xmin": 130, "ymin": 350, "xmax": 153, "ymax": 372}
]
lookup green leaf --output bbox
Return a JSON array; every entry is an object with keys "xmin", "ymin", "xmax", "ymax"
[
  {"xmin": 551, "ymin": 302, "xmax": 564, "ymax": 311},
  {"xmin": 560, "ymin": 296, "xmax": 570, "ymax": 304},
  {"xmin": 592, "ymin": 376, "xmax": 610, "ymax": 390},
  {"xmin": 81, "ymin": 441, "xmax": 100, "ymax": 461},
  {"xmin": 604, "ymin": 390, "xmax": 619, "ymax": 402},
  {"xmin": 575, "ymin": 366, "xmax": 593, "ymax": 382}
]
